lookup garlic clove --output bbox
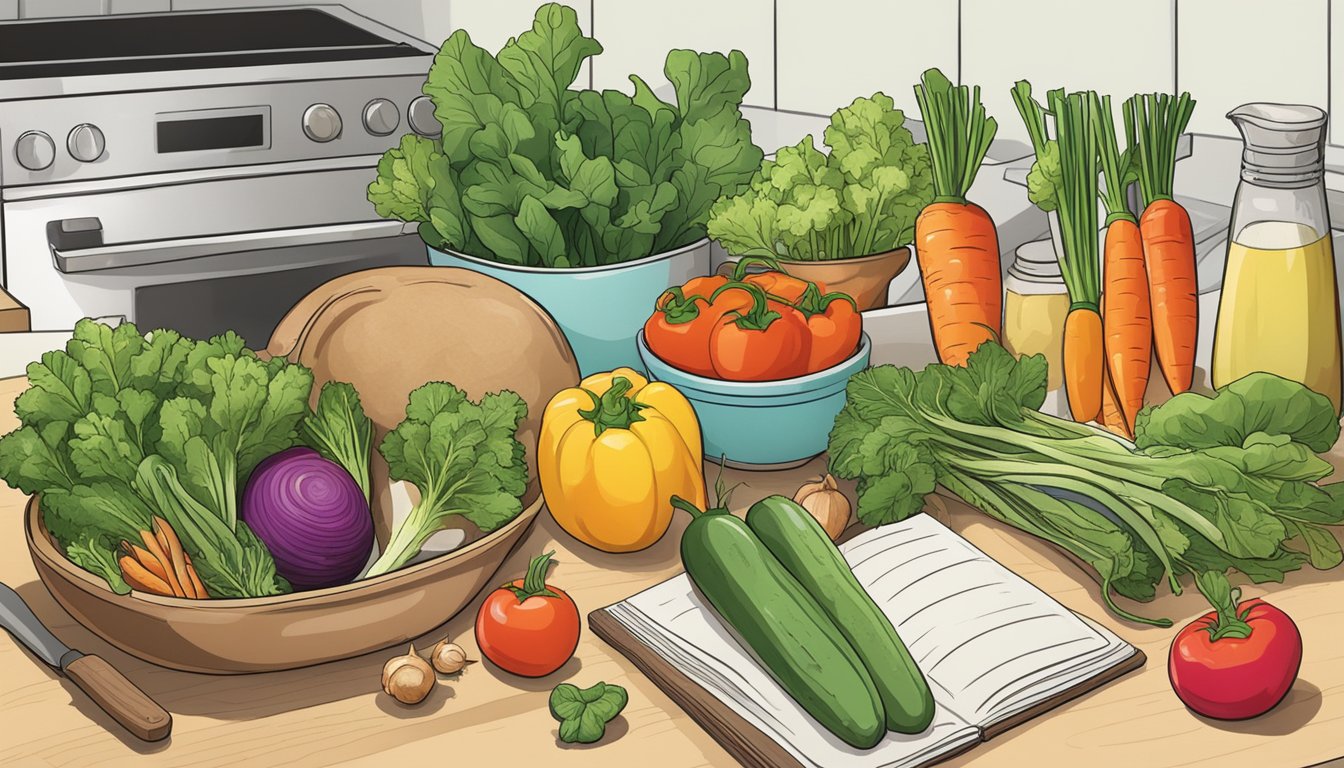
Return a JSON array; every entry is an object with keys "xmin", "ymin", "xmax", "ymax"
[
  {"xmin": 381, "ymin": 644, "xmax": 435, "ymax": 705},
  {"xmin": 431, "ymin": 639, "xmax": 473, "ymax": 675}
]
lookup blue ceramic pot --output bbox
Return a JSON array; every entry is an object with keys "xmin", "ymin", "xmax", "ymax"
[
  {"xmin": 638, "ymin": 332, "xmax": 873, "ymax": 469},
  {"xmin": 428, "ymin": 239, "xmax": 711, "ymax": 377}
]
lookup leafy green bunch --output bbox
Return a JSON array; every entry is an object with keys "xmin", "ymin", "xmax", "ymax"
[
  {"xmin": 828, "ymin": 342, "xmax": 1344, "ymax": 626},
  {"xmin": 706, "ymin": 93, "xmax": 933, "ymax": 262},
  {"xmin": 368, "ymin": 3, "xmax": 763, "ymax": 268},
  {"xmin": 0, "ymin": 320, "xmax": 310, "ymax": 596},
  {"xmin": 366, "ymin": 382, "xmax": 528, "ymax": 577}
]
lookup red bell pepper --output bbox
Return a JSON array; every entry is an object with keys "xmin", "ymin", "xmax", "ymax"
[
  {"xmin": 709, "ymin": 281, "xmax": 811, "ymax": 381},
  {"xmin": 644, "ymin": 278, "xmax": 748, "ymax": 377},
  {"xmin": 796, "ymin": 283, "xmax": 862, "ymax": 372},
  {"xmin": 1168, "ymin": 572, "xmax": 1302, "ymax": 720}
]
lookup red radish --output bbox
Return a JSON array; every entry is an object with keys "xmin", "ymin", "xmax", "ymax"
[{"xmin": 1168, "ymin": 572, "xmax": 1302, "ymax": 720}]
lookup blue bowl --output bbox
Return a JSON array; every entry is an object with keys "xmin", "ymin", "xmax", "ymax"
[
  {"xmin": 637, "ymin": 332, "xmax": 872, "ymax": 469},
  {"xmin": 428, "ymin": 239, "xmax": 711, "ymax": 377}
]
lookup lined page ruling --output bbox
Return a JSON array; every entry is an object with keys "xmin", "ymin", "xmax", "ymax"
[
  {"xmin": 607, "ymin": 513, "xmax": 1135, "ymax": 768},
  {"xmin": 839, "ymin": 515, "xmax": 1131, "ymax": 726}
]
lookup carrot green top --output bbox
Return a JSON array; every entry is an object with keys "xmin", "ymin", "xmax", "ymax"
[
  {"xmin": 913, "ymin": 68, "xmax": 997, "ymax": 205},
  {"xmin": 1049, "ymin": 89, "xmax": 1101, "ymax": 311},
  {"xmin": 1093, "ymin": 92, "xmax": 1137, "ymax": 224},
  {"xmin": 1126, "ymin": 91, "xmax": 1196, "ymax": 207}
]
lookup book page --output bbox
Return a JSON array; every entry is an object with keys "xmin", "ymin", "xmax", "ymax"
[
  {"xmin": 609, "ymin": 513, "xmax": 1135, "ymax": 766},
  {"xmin": 614, "ymin": 578, "xmax": 980, "ymax": 768},
  {"xmin": 838, "ymin": 515, "xmax": 1134, "ymax": 726}
]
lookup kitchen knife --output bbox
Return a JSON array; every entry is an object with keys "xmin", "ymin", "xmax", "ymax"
[{"xmin": 0, "ymin": 582, "xmax": 171, "ymax": 742}]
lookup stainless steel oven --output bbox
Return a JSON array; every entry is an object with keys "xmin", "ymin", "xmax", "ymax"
[{"xmin": 0, "ymin": 5, "xmax": 441, "ymax": 347}]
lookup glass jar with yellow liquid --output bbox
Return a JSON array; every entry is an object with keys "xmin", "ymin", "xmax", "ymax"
[
  {"xmin": 1213, "ymin": 103, "xmax": 1342, "ymax": 412},
  {"xmin": 1004, "ymin": 238, "xmax": 1070, "ymax": 391}
]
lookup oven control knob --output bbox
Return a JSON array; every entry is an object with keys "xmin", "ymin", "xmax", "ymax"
[
  {"xmin": 302, "ymin": 103, "xmax": 342, "ymax": 143},
  {"xmin": 407, "ymin": 96, "xmax": 440, "ymax": 137},
  {"xmin": 15, "ymin": 130, "xmax": 55, "ymax": 171},
  {"xmin": 363, "ymin": 99, "xmax": 400, "ymax": 136},
  {"xmin": 67, "ymin": 124, "xmax": 106, "ymax": 162}
]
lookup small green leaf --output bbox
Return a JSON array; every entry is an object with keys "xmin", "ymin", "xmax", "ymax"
[{"xmin": 550, "ymin": 681, "xmax": 628, "ymax": 744}]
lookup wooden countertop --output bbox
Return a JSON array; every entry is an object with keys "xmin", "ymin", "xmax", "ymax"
[{"xmin": 1, "ymin": 371, "xmax": 1343, "ymax": 768}]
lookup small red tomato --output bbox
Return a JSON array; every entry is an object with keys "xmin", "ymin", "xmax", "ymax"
[
  {"xmin": 475, "ymin": 551, "xmax": 580, "ymax": 678},
  {"xmin": 1168, "ymin": 574, "xmax": 1302, "ymax": 720}
]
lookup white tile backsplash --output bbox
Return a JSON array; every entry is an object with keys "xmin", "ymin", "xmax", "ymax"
[
  {"xmin": 1332, "ymin": 2, "xmax": 1344, "ymax": 147},
  {"xmin": 590, "ymin": 0, "xmax": 774, "ymax": 108},
  {"xmin": 1180, "ymin": 0, "xmax": 1327, "ymax": 138},
  {"xmin": 960, "ymin": 0, "xmax": 1175, "ymax": 146},
  {"xmin": 775, "ymin": 0, "xmax": 956, "ymax": 119},
  {"xmin": 440, "ymin": 0, "xmax": 593, "ymax": 86}
]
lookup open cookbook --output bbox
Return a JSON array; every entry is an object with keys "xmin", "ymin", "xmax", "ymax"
[{"xmin": 590, "ymin": 514, "xmax": 1145, "ymax": 768}]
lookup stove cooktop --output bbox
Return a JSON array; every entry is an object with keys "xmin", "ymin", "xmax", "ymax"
[{"xmin": 0, "ymin": 8, "xmax": 424, "ymax": 80}]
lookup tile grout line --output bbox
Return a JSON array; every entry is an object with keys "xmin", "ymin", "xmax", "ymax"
[
  {"xmin": 1328, "ymin": 0, "xmax": 1333, "ymax": 146},
  {"xmin": 772, "ymin": 0, "xmax": 779, "ymax": 109},
  {"xmin": 1171, "ymin": 0, "xmax": 1178, "ymax": 94},
  {"xmin": 589, "ymin": 0, "xmax": 595, "ymax": 90},
  {"xmin": 956, "ymin": 0, "xmax": 962, "ymax": 85}
]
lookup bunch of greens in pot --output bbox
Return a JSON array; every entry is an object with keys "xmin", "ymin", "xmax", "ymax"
[
  {"xmin": 828, "ymin": 342, "xmax": 1344, "ymax": 627},
  {"xmin": 367, "ymin": 2, "xmax": 763, "ymax": 268},
  {"xmin": 0, "ymin": 320, "xmax": 311, "ymax": 597},
  {"xmin": 706, "ymin": 93, "xmax": 933, "ymax": 262}
]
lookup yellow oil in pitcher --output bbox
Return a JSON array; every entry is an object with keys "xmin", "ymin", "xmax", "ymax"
[{"xmin": 1212, "ymin": 221, "xmax": 1342, "ymax": 411}]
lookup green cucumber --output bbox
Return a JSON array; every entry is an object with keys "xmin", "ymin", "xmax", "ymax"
[
  {"xmin": 674, "ymin": 497, "xmax": 884, "ymax": 749},
  {"xmin": 747, "ymin": 495, "xmax": 935, "ymax": 734}
]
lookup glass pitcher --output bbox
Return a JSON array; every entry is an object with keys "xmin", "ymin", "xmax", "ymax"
[{"xmin": 1212, "ymin": 103, "xmax": 1342, "ymax": 412}]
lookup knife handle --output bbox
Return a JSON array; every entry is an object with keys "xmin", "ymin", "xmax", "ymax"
[{"xmin": 65, "ymin": 655, "xmax": 172, "ymax": 742}]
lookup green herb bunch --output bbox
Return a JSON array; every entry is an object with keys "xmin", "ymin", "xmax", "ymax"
[
  {"xmin": 829, "ymin": 342, "xmax": 1344, "ymax": 626},
  {"xmin": 368, "ymin": 3, "xmax": 763, "ymax": 268},
  {"xmin": 706, "ymin": 93, "xmax": 933, "ymax": 262}
]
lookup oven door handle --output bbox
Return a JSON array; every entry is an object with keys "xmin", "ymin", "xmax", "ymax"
[{"xmin": 48, "ymin": 218, "xmax": 420, "ymax": 273}]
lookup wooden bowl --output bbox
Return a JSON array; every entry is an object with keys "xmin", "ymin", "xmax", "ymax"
[{"xmin": 25, "ymin": 494, "xmax": 542, "ymax": 674}]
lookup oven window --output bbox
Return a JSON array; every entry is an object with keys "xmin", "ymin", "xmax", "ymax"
[{"xmin": 157, "ymin": 114, "xmax": 265, "ymax": 153}]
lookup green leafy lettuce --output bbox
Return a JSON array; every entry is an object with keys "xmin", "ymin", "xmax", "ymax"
[
  {"xmin": 829, "ymin": 342, "xmax": 1344, "ymax": 626},
  {"xmin": 706, "ymin": 92, "xmax": 932, "ymax": 261},
  {"xmin": 366, "ymin": 382, "xmax": 528, "ymax": 576},
  {"xmin": 0, "ymin": 319, "xmax": 317, "ymax": 597},
  {"xmin": 301, "ymin": 381, "xmax": 374, "ymax": 505},
  {"xmin": 368, "ymin": 3, "xmax": 762, "ymax": 268}
]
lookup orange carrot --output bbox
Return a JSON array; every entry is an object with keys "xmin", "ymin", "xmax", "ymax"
[
  {"xmin": 914, "ymin": 68, "xmax": 1001, "ymax": 366},
  {"xmin": 1094, "ymin": 93, "xmax": 1152, "ymax": 433},
  {"xmin": 1048, "ymin": 89, "xmax": 1104, "ymax": 423},
  {"xmin": 916, "ymin": 202, "xmax": 1002, "ymax": 365},
  {"xmin": 1100, "ymin": 366, "xmax": 1134, "ymax": 439},
  {"xmin": 118, "ymin": 555, "xmax": 174, "ymax": 596},
  {"xmin": 1127, "ymin": 91, "xmax": 1198, "ymax": 394},
  {"xmin": 1140, "ymin": 199, "xmax": 1197, "ymax": 392},
  {"xmin": 1064, "ymin": 307, "xmax": 1103, "ymax": 422}
]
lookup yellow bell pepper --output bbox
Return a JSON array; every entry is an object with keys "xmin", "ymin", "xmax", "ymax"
[{"xmin": 539, "ymin": 367, "xmax": 706, "ymax": 553}]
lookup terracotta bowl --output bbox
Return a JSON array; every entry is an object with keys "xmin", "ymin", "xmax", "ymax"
[
  {"xmin": 25, "ymin": 494, "xmax": 542, "ymax": 674},
  {"xmin": 720, "ymin": 248, "xmax": 911, "ymax": 310}
]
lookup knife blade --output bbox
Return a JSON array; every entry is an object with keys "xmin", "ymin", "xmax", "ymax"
[{"xmin": 0, "ymin": 582, "xmax": 171, "ymax": 742}]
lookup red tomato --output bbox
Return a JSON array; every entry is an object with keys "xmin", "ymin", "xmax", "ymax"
[
  {"xmin": 709, "ymin": 285, "xmax": 811, "ymax": 381},
  {"xmin": 644, "ymin": 280, "xmax": 750, "ymax": 377},
  {"xmin": 475, "ymin": 551, "xmax": 580, "ymax": 678},
  {"xmin": 796, "ymin": 285, "xmax": 862, "ymax": 372},
  {"xmin": 1168, "ymin": 578, "xmax": 1301, "ymax": 720}
]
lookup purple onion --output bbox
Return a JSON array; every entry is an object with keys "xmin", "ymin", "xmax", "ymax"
[{"xmin": 241, "ymin": 446, "xmax": 373, "ymax": 590}]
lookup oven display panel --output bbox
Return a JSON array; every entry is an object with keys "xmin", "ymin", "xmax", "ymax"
[{"xmin": 156, "ymin": 107, "xmax": 270, "ymax": 154}]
